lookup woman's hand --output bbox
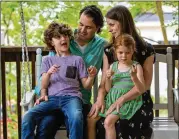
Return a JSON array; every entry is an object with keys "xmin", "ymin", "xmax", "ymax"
[
  {"xmin": 106, "ymin": 96, "xmax": 125, "ymax": 116},
  {"xmin": 130, "ymin": 64, "xmax": 138, "ymax": 81},
  {"xmin": 88, "ymin": 99, "xmax": 105, "ymax": 118},
  {"xmin": 106, "ymin": 68, "xmax": 114, "ymax": 79}
]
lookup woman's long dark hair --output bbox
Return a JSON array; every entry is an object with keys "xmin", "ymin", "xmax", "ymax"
[{"xmin": 105, "ymin": 5, "xmax": 146, "ymax": 50}]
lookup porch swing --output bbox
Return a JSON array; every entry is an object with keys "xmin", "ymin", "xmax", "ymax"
[{"xmin": 19, "ymin": 2, "xmax": 42, "ymax": 112}]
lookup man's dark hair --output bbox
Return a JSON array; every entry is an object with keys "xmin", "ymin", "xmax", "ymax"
[{"xmin": 80, "ymin": 5, "xmax": 104, "ymax": 33}]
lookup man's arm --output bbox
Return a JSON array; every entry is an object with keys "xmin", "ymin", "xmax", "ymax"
[
  {"xmin": 97, "ymin": 53, "xmax": 109, "ymax": 99},
  {"xmin": 81, "ymin": 66, "xmax": 97, "ymax": 89},
  {"xmin": 88, "ymin": 53, "xmax": 109, "ymax": 117}
]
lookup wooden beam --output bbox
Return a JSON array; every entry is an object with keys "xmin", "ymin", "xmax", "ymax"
[
  {"xmin": 16, "ymin": 55, "xmax": 21, "ymax": 139},
  {"xmin": 1, "ymin": 53, "xmax": 7, "ymax": 139}
]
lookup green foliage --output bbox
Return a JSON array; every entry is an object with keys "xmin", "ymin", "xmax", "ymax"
[
  {"xmin": 129, "ymin": 2, "xmax": 156, "ymax": 17},
  {"xmin": 164, "ymin": 1, "xmax": 179, "ymax": 36},
  {"xmin": 1, "ymin": 1, "xmax": 114, "ymax": 46},
  {"xmin": 129, "ymin": 1, "xmax": 178, "ymax": 37},
  {"xmin": 7, "ymin": 111, "xmax": 18, "ymax": 139},
  {"xmin": 2, "ymin": 1, "xmax": 178, "ymax": 45},
  {"xmin": 1, "ymin": 1, "xmax": 60, "ymax": 46}
]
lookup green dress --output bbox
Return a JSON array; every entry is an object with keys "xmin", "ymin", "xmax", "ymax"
[{"xmin": 99, "ymin": 61, "xmax": 143, "ymax": 120}]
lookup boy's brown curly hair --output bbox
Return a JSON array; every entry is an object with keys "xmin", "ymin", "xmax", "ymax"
[{"xmin": 44, "ymin": 22, "xmax": 73, "ymax": 50}]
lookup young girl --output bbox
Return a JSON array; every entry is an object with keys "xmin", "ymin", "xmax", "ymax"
[{"xmin": 87, "ymin": 34, "xmax": 145, "ymax": 139}]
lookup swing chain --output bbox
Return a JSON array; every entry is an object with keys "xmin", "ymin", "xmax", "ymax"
[{"xmin": 19, "ymin": 2, "xmax": 32, "ymax": 102}]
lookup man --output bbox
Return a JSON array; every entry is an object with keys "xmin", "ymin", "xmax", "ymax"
[{"xmin": 35, "ymin": 5, "xmax": 109, "ymax": 139}]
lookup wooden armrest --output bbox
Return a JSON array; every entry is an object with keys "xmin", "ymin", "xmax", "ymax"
[
  {"xmin": 20, "ymin": 90, "xmax": 35, "ymax": 106},
  {"xmin": 173, "ymin": 88, "xmax": 179, "ymax": 103}
]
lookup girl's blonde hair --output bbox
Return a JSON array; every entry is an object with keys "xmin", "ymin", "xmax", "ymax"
[{"xmin": 114, "ymin": 34, "xmax": 136, "ymax": 52}]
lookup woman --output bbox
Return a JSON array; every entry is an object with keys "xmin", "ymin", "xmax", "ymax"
[
  {"xmin": 89, "ymin": 5, "xmax": 155, "ymax": 138},
  {"xmin": 88, "ymin": 34, "xmax": 146, "ymax": 139}
]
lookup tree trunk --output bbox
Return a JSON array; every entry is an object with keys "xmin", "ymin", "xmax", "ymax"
[{"xmin": 156, "ymin": 1, "xmax": 169, "ymax": 45}]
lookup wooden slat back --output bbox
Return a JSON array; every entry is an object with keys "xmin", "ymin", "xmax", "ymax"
[{"xmin": 153, "ymin": 47, "xmax": 173, "ymax": 117}]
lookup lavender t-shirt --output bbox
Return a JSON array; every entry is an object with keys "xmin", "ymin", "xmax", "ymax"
[{"xmin": 41, "ymin": 55, "xmax": 88, "ymax": 99}]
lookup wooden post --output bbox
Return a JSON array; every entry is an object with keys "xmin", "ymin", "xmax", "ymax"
[
  {"xmin": 36, "ymin": 48, "xmax": 42, "ymax": 83},
  {"xmin": 167, "ymin": 47, "xmax": 173, "ymax": 117},
  {"xmin": 0, "ymin": 43, "xmax": 1, "ymax": 139},
  {"xmin": 1, "ymin": 53, "xmax": 7, "ymax": 139},
  {"xmin": 154, "ymin": 55, "xmax": 160, "ymax": 117},
  {"xmin": 0, "ymin": 29, "xmax": 5, "ymax": 139},
  {"xmin": 16, "ymin": 54, "xmax": 21, "ymax": 139}
]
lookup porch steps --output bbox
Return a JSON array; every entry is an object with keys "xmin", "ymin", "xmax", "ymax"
[{"xmin": 151, "ymin": 117, "xmax": 179, "ymax": 139}]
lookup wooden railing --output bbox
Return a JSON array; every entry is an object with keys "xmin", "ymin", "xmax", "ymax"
[
  {"xmin": 1, "ymin": 45, "xmax": 179, "ymax": 139},
  {"xmin": 1, "ymin": 47, "xmax": 48, "ymax": 139}
]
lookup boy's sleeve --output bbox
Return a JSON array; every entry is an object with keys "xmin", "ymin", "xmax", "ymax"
[
  {"xmin": 78, "ymin": 57, "xmax": 88, "ymax": 79},
  {"xmin": 40, "ymin": 57, "xmax": 50, "ymax": 76}
]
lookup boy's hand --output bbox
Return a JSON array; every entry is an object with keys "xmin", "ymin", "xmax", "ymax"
[
  {"xmin": 106, "ymin": 69, "xmax": 115, "ymax": 79},
  {"xmin": 47, "ymin": 64, "xmax": 60, "ymax": 75},
  {"xmin": 87, "ymin": 66, "xmax": 97, "ymax": 77},
  {"xmin": 34, "ymin": 95, "xmax": 48, "ymax": 105},
  {"xmin": 34, "ymin": 88, "xmax": 48, "ymax": 105}
]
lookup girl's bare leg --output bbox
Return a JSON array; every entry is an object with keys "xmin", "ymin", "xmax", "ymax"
[
  {"xmin": 87, "ymin": 116, "xmax": 100, "ymax": 139},
  {"xmin": 104, "ymin": 114, "xmax": 119, "ymax": 139}
]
